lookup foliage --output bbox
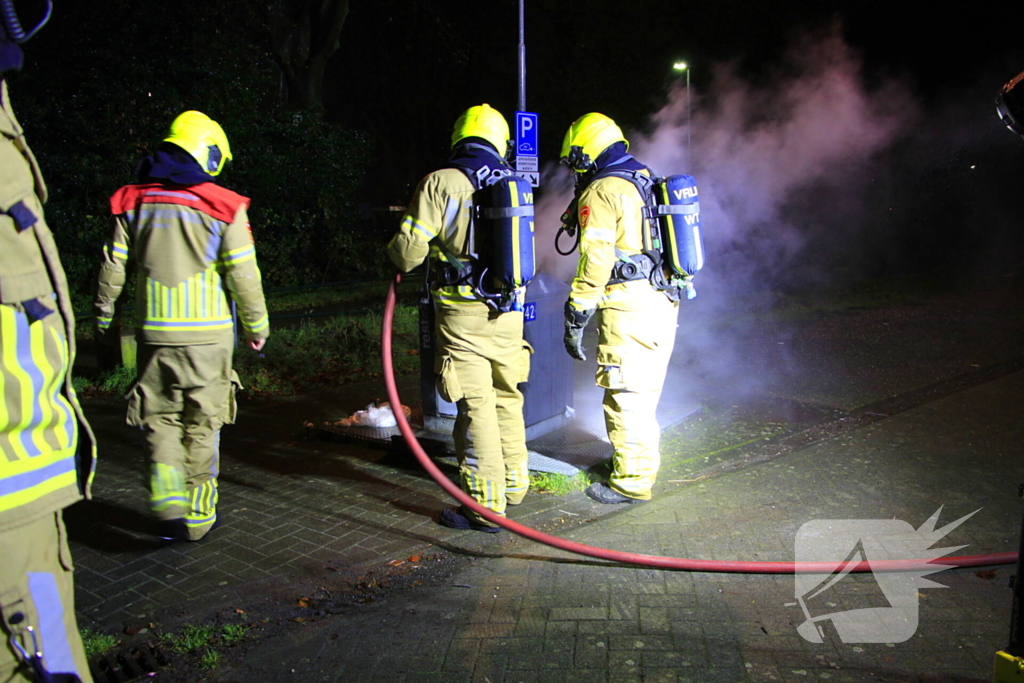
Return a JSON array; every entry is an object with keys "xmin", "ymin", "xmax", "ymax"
[
  {"xmin": 264, "ymin": 278, "xmax": 394, "ymax": 315},
  {"xmin": 159, "ymin": 625, "xmax": 218, "ymax": 655},
  {"xmin": 11, "ymin": 0, "xmax": 375, "ymax": 308},
  {"xmin": 157, "ymin": 622, "xmax": 249, "ymax": 671},
  {"xmin": 528, "ymin": 471, "xmax": 593, "ymax": 496},
  {"xmin": 219, "ymin": 624, "xmax": 250, "ymax": 646},
  {"xmin": 233, "ymin": 304, "xmax": 419, "ymax": 396},
  {"xmin": 198, "ymin": 648, "xmax": 221, "ymax": 669},
  {"xmin": 73, "ymin": 363, "xmax": 135, "ymax": 398},
  {"xmin": 79, "ymin": 629, "xmax": 118, "ymax": 658}
]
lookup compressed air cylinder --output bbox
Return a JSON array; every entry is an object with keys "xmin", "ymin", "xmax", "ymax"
[
  {"xmin": 656, "ymin": 174, "xmax": 703, "ymax": 276},
  {"xmin": 478, "ymin": 175, "xmax": 536, "ymax": 290}
]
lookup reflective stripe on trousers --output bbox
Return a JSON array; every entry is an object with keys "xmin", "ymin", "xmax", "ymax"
[
  {"xmin": 596, "ymin": 297, "xmax": 679, "ymax": 499},
  {"xmin": 0, "ymin": 512, "xmax": 92, "ymax": 682},
  {"xmin": 435, "ymin": 306, "xmax": 531, "ymax": 524}
]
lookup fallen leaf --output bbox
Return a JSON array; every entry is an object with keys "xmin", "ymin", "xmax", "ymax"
[
  {"xmin": 387, "ymin": 559, "xmax": 404, "ymax": 566},
  {"xmin": 407, "ymin": 555, "xmax": 421, "ymax": 563},
  {"xmin": 976, "ymin": 570, "xmax": 997, "ymax": 580},
  {"xmin": 296, "ymin": 597, "xmax": 313, "ymax": 608},
  {"xmin": 235, "ymin": 609, "xmax": 245, "ymax": 614}
]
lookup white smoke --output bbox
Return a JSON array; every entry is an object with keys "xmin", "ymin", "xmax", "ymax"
[{"xmin": 536, "ymin": 29, "xmax": 921, "ymax": 407}]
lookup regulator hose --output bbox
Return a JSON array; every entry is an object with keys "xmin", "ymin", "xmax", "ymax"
[{"xmin": 382, "ymin": 274, "xmax": 1016, "ymax": 573}]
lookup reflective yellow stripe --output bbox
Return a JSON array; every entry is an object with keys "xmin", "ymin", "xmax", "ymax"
[
  {"xmin": 510, "ymin": 185, "xmax": 521, "ymax": 282},
  {"xmin": 433, "ymin": 284, "xmax": 481, "ymax": 305},
  {"xmin": 403, "ymin": 215, "xmax": 437, "ymax": 240},
  {"xmin": 0, "ymin": 458, "xmax": 76, "ymax": 514},
  {"xmin": 143, "ymin": 268, "xmax": 234, "ymax": 331},
  {"xmin": 459, "ymin": 469, "xmax": 506, "ymax": 516},
  {"xmin": 186, "ymin": 479, "xmax": 218, "ymax": 526},
  {"xmin": 0, "ymin": 304, "xmax": 79, "ymax": 511},
  {"xmin": 150, "ymin": 463, "xmax": 187, "ymax": 514},
  {"xmin": 220, "ymin": 245, "xmax": 255, "ymax": 265},
  {"xmin": 241, "ymin": 314, "xmax": 269, "ymax": 333}
]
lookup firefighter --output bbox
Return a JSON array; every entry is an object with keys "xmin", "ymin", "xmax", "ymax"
[
  {"xmin": 388, "ymin": 104, "xmax": 532, "ymax": 532},
  {"xmin": 94, "ymin": 111, "xmax": 269, "ymax": 542},
  {"xmin": 560, "ymin": 113, "xmax": 679, "ymax": 504},
  {"xmin": 1, "ymin": 1, "xmax": 97, "ymax": 680}
]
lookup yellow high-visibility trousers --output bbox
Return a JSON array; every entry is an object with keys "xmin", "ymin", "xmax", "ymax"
[
  {"xmin": 128, "ymin": 337, "xmax": 237, "ymax": 540},
  {"xmin": 596, "ymin": 297, "xmax": 679, "ymax": 500},
  {"xmin": 435, "ymin": 306, "xmax": 531, "ymax": 526}
]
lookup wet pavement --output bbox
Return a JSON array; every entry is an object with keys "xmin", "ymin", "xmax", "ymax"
[{"xmin": 68, "ymin": 272, "xmax": 1024, "ymax": 682}]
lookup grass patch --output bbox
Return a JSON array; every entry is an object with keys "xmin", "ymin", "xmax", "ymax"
[
  {"xmin": 264, "ymin": 279, "xmax": 392, "ymax": 314},
  {"xmin": 529, "ymin": 470, "xmax": 592, "ymax": 495},
  {"xmin": 160, "ymin": 625, "xmax": 217, "ymax": 654},
  {"xmin": 234, "ymin": 303, "xmax": 419, "ymax": 396},
  {"xmin": 198, "ymin": 648, "xmax": 221, "ymax": 669},
  {"xmin": 80, "ymin": 629, "xmax": 118, "ymax": 658},
  {"xmin": 156, "ymin": 622, "xmax": 250, "ymax": 671},
  {"xmin": 73, "ymin": 364, "xmax": 136, "ymax": 398},
  {"xmin": 219, "ymin": 624, "xmax": 250, "ymax": 646}
]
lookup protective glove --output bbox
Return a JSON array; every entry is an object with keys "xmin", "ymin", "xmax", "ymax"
[{"xmin": 563, "ymin": 301, "xmax": 595, "ymax": 362}]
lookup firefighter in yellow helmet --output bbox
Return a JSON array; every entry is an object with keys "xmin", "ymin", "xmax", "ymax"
[
  {"xmin": 388, "ymin": 104, "xmax": 532, "ymax": 532},
  {"xmin": 94, "ymin": 110, "xmax": 269, "ymax": 542},
  {"xmin": 561, "ymin": 113, "xmax": 679, "ymax": 504},
  {"xmin": 1, "ymin": 2, "xmax": 98, "ymax": 680}
]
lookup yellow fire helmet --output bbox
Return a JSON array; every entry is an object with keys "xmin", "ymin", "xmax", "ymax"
[
  {"xmin": 560, "ymin": 112, "xmax": 628, "ymax": 172},
  {"xmin": 451, "ymin": 104, "xmax": 511, "ymax": 155},
  {"xmin": 163, "ymin": 110, "xmax": 233, "ymax": 176}
]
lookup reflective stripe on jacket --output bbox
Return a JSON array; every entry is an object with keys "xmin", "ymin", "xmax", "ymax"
[
  {"xmin": 388, "ymin": 168, "xmax": 490, "ymax": 308},
  {"xmin": 0, "ymin": 79, "xmax": 96, "ymax": 530},
  {"xmin": 569, "ymin": 173, "xmax": 668, "ymax": 312},
  {"xmin": 96, "ymin": 182, "xmax": 270, "ymax": 345}
]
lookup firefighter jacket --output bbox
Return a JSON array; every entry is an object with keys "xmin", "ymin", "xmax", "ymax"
[
  {"xmin": 568, "ymin": 172, "xmax": 669, "ymax": 313},
  {"xmin": 95, "ymin": 182, "xmax": 270, "ymax": 346},
  {"xmin": 0, "ymin": 79, "xmax": 96, "ymax": 531},
  {"xmin": 388, "ymin": 167, "xmax": 490, "ymax": 308}
]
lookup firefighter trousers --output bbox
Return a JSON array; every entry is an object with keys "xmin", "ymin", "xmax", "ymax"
[
  {"xmin": 435, "ymin": 306, "xmax": 531, "ymax": 527},
  {"xmin": 0, "ymin": 512, "xmax": 92, "ymax": 682},
  {"xmin": 596, "ymin": 298, "xmax": 679, "ymax": 500},
  {"xmin": 128, "ymin": 337, "xmax": 238, "ymax": 541}
]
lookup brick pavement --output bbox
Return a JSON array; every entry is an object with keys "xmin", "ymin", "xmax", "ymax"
[
  {"xmin": 229, "ymin": 370, "xmax": 1023, "ymax": 682},
  {"xmin": 66, "ymin": 284, "xmax": 1024, "ymax": 681}
]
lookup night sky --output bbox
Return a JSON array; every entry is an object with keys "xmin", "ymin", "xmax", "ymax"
[
  {"xmin": 325, "ymin": 0, "xmax": 1024, "ymax": 204},
  {"xmin": 9, "ymin": 0, "xmax": 1024, "ymax": 285}
]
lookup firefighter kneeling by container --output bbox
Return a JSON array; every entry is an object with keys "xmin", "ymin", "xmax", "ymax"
[
  {"xmin": 94, "ymin": 111, "xmax": 270, "ymax": 542},
  {"xmin": 560, "ymin": 112, "xmax": 702, "ymax": 504},
  {"xmin": 388, "ymin": 104, "xmax": 536, "ymax": 533}
]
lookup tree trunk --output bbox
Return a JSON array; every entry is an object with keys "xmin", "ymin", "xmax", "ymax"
[{"xmin": 269, "ymin": 0, "xmax": 351, "ymax": 109}]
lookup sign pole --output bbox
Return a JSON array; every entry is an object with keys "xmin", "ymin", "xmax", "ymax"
[{"xmin": 518, "ymin": 0, "xmax": 526, "ymax": 112}]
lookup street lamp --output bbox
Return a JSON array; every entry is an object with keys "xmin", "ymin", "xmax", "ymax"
[{"xmin": 673, "ymin": 61, "xmax": 691, "ymax": 153}]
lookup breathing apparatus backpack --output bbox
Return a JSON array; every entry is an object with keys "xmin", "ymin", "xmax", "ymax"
[
  {"xmin": 432, "ymin": 148, "xmax": 536, "ymax": 312},
  {"xmin": 556, "ymin": 166, "xmax": 704, "ymax": 301}
]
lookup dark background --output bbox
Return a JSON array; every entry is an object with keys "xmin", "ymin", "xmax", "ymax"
[{"xmin": 6, "ymin": 0, "xmax": 1024, "ymax": 300}]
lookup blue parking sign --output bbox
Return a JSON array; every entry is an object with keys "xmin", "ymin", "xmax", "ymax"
[{"xmin": 515, "ymin": 112, "xmax": 538, "ymax": 157}]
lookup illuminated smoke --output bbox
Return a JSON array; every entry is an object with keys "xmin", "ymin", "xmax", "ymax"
[{"xmin": 536, "ymin": 29, "xmax": 921, "ymax": 417}]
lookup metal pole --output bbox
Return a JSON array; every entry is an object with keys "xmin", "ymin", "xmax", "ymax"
[
  {"xmin": 518, "ymin": 0, "xmax": 526, "ymax": 112},
  {"xmin": 686, "ymin": 67, "xmax": 691, "ymax": 154}
]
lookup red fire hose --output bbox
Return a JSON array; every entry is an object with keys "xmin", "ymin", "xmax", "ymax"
[{"xmin": 381, "ymin": 274, "xmax": 1016, "ymax": 573}]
